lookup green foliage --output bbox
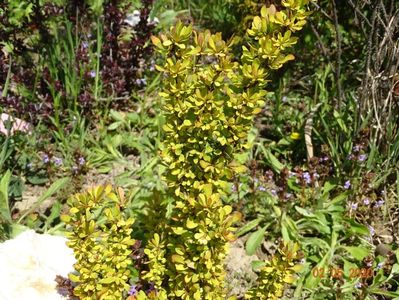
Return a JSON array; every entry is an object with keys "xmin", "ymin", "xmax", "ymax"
[
  {"xmin": 233, "ymin": 161, "xmax": 399, "ymax": 299},
  {"xmin": 142, "ymin": 233, "xmax": 167, "ymax": 289},
  {"xmin": 0, "ymin": 170, "xmax": 69, "ymax": 240},
  {"xmin": 6, "ymin": 0, "xmax": 34, "ymax": 27},
  {"xmin": 17, "ymin": 177, "xmax": 70, "ymax": 223},
  {"xmin": 245, "ymin": 242, "xmax": 304, "ymax": 299},
  {"xmin": 0, "ymin": 171, "xmax": 12, "ymax": 240},
  {"xmin": 62, "ymin": 185, "xmax": 135, "ymax": 299},
  {"xmin": 143, "ymin": 1, "xmax": 314, "ymax": 299}
]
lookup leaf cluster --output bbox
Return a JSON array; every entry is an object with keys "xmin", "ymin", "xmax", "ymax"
[
  {"xmin": 62, "ymin": 185, "xmax": 135, "ymax": 300},
  {"xmin": 245, "ymin": 242, "xmax": 304, "ymax": 300}
]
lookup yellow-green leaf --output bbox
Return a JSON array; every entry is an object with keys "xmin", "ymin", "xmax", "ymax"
[{"xmin": 186, "ymin": 219, "xmax": 198, "ymax": 229}]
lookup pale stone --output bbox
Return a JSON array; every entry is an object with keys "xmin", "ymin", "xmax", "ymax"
[
  {"xmin": 124, "ymin": 10, "xmax": 141, "ymax": 27},
  {"xmin": 0, "ymin": 230, "xmax": 75, "ymax": 300},
  {"xmin": 0, "ymin": 113, "xmax": 33, "ymax": 136}
]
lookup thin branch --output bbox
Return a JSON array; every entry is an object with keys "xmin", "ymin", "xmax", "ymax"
[
  {"xmin": 347, "ymin": 0, "xmax": 372, "ymax": 28},
  {"xmin": 309, "ymin": 21, "xmax": 329, "ymax": 60},
  {"xmin": 310, "ymin": 1, "xmax": 333, "ymax": 22},
  {"xmin": 331, "ymin": 0, "xmax": 344, "ymax": 110}
]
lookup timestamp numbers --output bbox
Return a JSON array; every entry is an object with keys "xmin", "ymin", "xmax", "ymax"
[{"xmin": 312, "ymin": 267, "xmax": 373, "ymax": 279}]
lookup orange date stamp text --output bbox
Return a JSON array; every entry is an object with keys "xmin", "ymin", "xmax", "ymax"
[{"xmin": 311, "ymin": 267, "xmax": 373, "ymax": 279}]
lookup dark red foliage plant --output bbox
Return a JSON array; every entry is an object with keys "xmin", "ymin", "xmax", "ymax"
[{"xmin": 0, "ymin": 0, "xmax": 156, "ymax": 125}]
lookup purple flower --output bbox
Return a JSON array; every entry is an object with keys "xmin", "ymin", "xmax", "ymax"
[
  {"xmin": 265, "ymin": 171, "xmax": 274, "ymax": 180},
  {"xmin": 375, "ymin": 199, "xmax": 385, "ymax": 208},
  {"xmin": 355, "ymin": 282, "xmax": 362, "ymax": 288},
  {"xmin": 376, "ymin": 262, "xmax": 384, "ymax": 269},
  {"xmin": 368, "ymin": 225, "xmax": 375, "ymax": 236},
  {"xmin": 232, "ymin": 183, "xmax": 242, "ymax": 192},
  {"xmin": 349, "ymin": 202, "xmax": 358, "ymax": 210},
  {"xmin": 363, "ymin": 198, "xmax": 370, "ymax": 205},
  {"xmin": 53, "ymin": 157, "xmax": 63, "ymax": 167},
  {"xmin": 344, "ymin": 180, "xmax": 351, "ymax": 189},
  {"xmin": 78, "ymin": 156, "xmax": 85, "ymax": 166},
  {"xmin": 302, "ymin": 172, "xmax": 311, "ymax": 184},
  {"xmin": 147, "ymin": 282, "xmax": 156, "ymax": 294},
  {"xmin": 258, "ymin": 186, "xmax": 266, "ymax": 192},
  {"xmin": 82, "ymin": 42, "xmax": 89, "ymax": 49},
  {"xmin": 358, "ymin": 154, "xmax": 367, "ymax": 162},
  {"xmin": 42, "ymin": 154, "xmax": 50, "ymax": 164},
  {"xmin": 128, "ymin": 284, "xmax": 138, "ymax": 296},
  {"xmin": 135, "ymin": 78, "xmax": 147, "ymax": 86},
  {"xmin": 89, "ymin": 70, "xmax": 96, "ymax": 78},
  {"xmin": 270, "ymin": 189, "xmax": 277, "ymax": 196},
  {"xmin": 353, "ymin": 145, "xmax": 360, "ymax": 152}
]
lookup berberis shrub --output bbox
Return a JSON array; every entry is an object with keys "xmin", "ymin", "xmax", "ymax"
[
  {"xmin": 63, "ymin": 0, "xmax": 314, "ymax": 299},
  {"xmin": 144, "ymin": 1, "xmax": 313, "ymax": 299},
  {"xmin": 62, "ymin": 185, "xmax": 135, "ymax": 299}
]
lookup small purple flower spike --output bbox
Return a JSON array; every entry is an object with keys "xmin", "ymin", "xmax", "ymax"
[
  {"xmin": 42, "ymin": 154, "xmax": 50, "ymax": 164},
  {"xmin": 53, "ymin": 157, "xmax": 63, "ymax": 167},
  {"xmin": 128, "ymin": 284, "xmax": 138, "ymax": 296},
  {"xmin": 258, "ymin": 186, "xmax": 266, "ymax": 192},
  {"xmin": 375, "ymin": 199, "xmax": 385, "ymax": 208},
  {"xmin": 368, "ymin": 225, "xmax": 375, "ymax": 236},
  {"xmin": 349, "ymin": 202, "xmax": 358, "ymax": 210},
  {"xmin": 78, "ymin": 156, "xmax": 85, "ymax": 166},
  {"xmin": 302, "ymin": 172, "xmax": 311, "ymax": 184},
  {"xmin": 344, "ymin": 180, "xmax": 351, "ymax": 189},
  {"xmin": 231, "ymin": 184, "xmax": 237, "ymax": 192}
]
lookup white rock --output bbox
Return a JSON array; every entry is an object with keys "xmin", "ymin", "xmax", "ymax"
[
  {"xmin": 0, "ymin": 113, "xmax": 33, "ymax": 136},
  {"xmin": 147, "ymin": 16, "xmax": 159, "ymax": 25},
  {"xmin": 124, "ymin": 10, "xmax": 159, "ymax": 27},
  {"xmin": 0, "ymin": 230, "xmax": 75, "ymax": 300},
  {"xmin": 124, "ymin": 10, "xmax": 141, "ymax": 27}
]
